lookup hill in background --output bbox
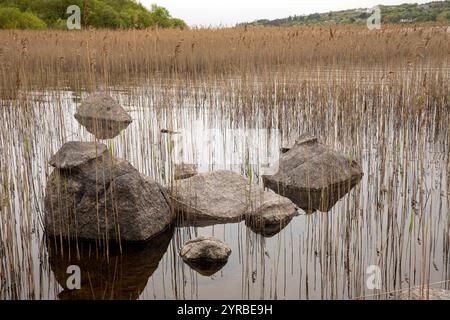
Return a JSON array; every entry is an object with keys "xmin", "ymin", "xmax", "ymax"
[
  {"xmin": 239, "ymin": 1, "xmax": 450, "ymax": 27},
  {"xmin": 0, "ymin": 0, "xmax": 186, "ymax": 29}
]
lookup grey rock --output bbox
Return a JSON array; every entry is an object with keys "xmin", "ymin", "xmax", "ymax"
[
  {"xmin": 245, "ymin": 215, "xmax": 294, "ymax": 237},
  {"xmin": 245, "ymin": 188, "xmax": 298, "ymax": 231},
  {"xmin": 74, "ymin": 93, "xmax": 132, "ymax": 139},
  {"xmin": 45, "ymin": 141, "xmax": 172, "ymax": 242},
  {"xmin": 75, "ymin": 93, "xmax": 132, "ymax": 123},
  {"xmin": 168, "ymin": 170, "xmax": 297, "ymax": 227},
  {"xmin": 263, "ymin": 134, "xmax": 363, "ymax": 212},
  {"xmin": 174, "ymin": 163, "xmax": 198, "ymax": 180},
  {"xmin": 49, "ymin": 141, "xmax": 108, "ymax": 169},
  {"xmin": 180, "ymin": 236, "xmax": 231, "ymax": 262},
  {"xmin": 180, "ymin": 236, "xmax": 231, "ymax": 276}
]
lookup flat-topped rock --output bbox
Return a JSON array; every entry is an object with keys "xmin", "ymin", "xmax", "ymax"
[
  {"xmin": 45, "ymin": 142, "xmax": 172, "ymax": 242},
  {"xmin": 263, "ymin": 134, "xmax": 363, "ymax": 212},
  {"xmin": 168, "ymin": 170, "xmax": 297, "ymax": 226},
  {"xmin": 49, "ymin": 141, "xmax": 108, "ymax": 169}
]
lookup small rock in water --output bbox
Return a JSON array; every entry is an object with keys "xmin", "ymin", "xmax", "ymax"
[
  {"xmin": 245, "ymin": 215, "xmax": 294, "ymax": 237},
  {"xmin": 75, "ymin": 93, "xmax": 132, "ymax": 123},
  {"xmin": 74, "ymin": 93, "xmax": 132, "ymax": 139},
  {"xmin": 180, "ymin": 236, "xmax": 231, "ymax": 276}
]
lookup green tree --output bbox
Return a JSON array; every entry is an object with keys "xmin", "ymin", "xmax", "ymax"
[
  {"xmin": 150, "ymin": 4, "xmax": 173, "ymax": 28},
  {"xmin": 0, "ymin": 7, "xmax": 46, "ymax": 29},
  {"xmin": 437, "ymin": 10, "xmax": 450, "ymax": 22},
  {"xmin": 87, "ymin": 0, "xmax": 123, "ymax": 28},
  {"xmin": 0, "ymin": 0, "xmax": 187, "ymax": 29},
  {"xmin": 120, "ymin": 7, "xmax": 154, "ymax": 28}
]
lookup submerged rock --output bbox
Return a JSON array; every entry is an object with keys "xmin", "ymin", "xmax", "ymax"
[
  {"xmin": 245, "ymin": 188, "xmax": 298, "ymax": 233},
  {"xmin": 245, "ymin": 215, "xmax": 294, "ymax": 237},
  {"xmin": 74, "ymin": 93, "xmax": 132, "ymax": 139},
  {"xmin": 168, "ymin": 170, "xmax": 297, "ymax": 227},
  {"xmin": 174, "ymin": 163, "xmax": 198, "ymax": 180},
  {"xmin": 44, "ymin": 141, "xmax": 172, "ymax": 242},
  {"xmin": 263, "ymin": 134, "xmax": 363, "ymax": 212},
  {"xmin": 47, "ymin": 226, "xmax": 173, "ymax": 300},
  {"xmin": 180, "ymin": 236, "xmax": 231, "ymax": 275}
]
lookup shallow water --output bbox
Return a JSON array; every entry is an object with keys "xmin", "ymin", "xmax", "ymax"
[{"xmin": 0, "ymin": 71, "xmax": 448, "ymax": 300}]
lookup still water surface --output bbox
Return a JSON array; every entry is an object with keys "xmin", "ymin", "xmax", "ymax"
[{"xmin": 1, "ymin": 74, "xmax": 448, "ymax": 299}]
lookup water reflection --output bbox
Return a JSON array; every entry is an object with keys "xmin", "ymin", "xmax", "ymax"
[
  {"xmin": 183, "ymin": 260, "xmax": 228, "ymax": 277},
  {"xmin": 176, "ymin": 207, "xmax": 294, "ymax": 237},
  {"xmin": 46, "ymin": 227, "xmax": 173, "ymax": 300},
  {"xmin": 175, "ymin": 212, "xmax": 243, "ymax": 228},
  {"xmin": 269, "ymin": 178, "xmax": 363, "ymax": 213},
  {"xmin": 74, "ymin": 115, "xmax": 131, "ymax": 139}
]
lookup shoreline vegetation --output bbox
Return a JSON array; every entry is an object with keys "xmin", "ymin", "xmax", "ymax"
[
  {"xmin": 0, "ymin": 0, "xmax": 186, "ymax": 29},
  {"xmin": 239, "ymin": 1, "xmax": 450, "ymax": 27},
  {"xmin": 1, "ymin": 1, "xmax": 450, "ymax": 30}
]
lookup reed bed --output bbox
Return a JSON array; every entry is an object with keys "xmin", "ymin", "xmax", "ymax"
[
  {"xmin": 0, "ymin": 25, "xmax": 449, "ymax": 300},
  {"xmin": 0, "ymin": 25, "xmax": 449, "ymax": 93}
]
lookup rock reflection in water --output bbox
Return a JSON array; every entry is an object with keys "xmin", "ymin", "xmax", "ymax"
[
  {"xmin": 47, "ymin": 227, "xmax": 173, "ymax": 300},
  {"xmin": 184, "ymin": 260, "xmax": 228, "ymax": 277},
  {"xmin": 175, "ymin": 211, "xmax": 243, "ymax": 228},
  {"xmin": 271, "ymin": 178, "xmax": 362, "ymax": 213},
  {"xmin": 176, "ymin": 208, "xmax": 295, "ymax": 238},
  {"xmin": 74, "ymin": 116, "xmax": 131, "ymax": 139}
]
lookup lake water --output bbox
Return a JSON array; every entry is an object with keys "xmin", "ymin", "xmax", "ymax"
[{"xmin": 1, "ymin": 71, "xmax": 448, "ymax": 300}]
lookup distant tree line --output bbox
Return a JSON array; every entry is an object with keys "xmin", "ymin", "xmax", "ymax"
[
  {"xmin": 239, "ymin": 1, "xmax": 450, "ymax": 27},
  {"xmin": 0, "ymin": 0, "xmax": 187, "ymax": 29}
]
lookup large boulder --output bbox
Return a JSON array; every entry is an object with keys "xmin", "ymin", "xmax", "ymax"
[
  {"xmin": 74, "ymin": 93, "xmax": 132, "ymax": 139},
  {"xmin": 44, "ymin": 141, "xmax": 172, "ymax": 242},
  {"xmin": 47, "ymin": 226, "xmax": 173, "ymax": 300},
  {"xmin": 263, "ymin": 135, "xmax": 363, "ymax": 212},
  {"xmin": 167, "ymin": 170, "xmax": 297, "ymax": 229},
  {"xmin": 180, "ymin": 236, "xmax": 231, "ymax": 276}
]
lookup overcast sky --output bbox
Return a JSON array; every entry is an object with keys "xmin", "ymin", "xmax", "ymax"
[{"xmin": 140, "ymin": 0, "xmax": 433, "ymax": 27}]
